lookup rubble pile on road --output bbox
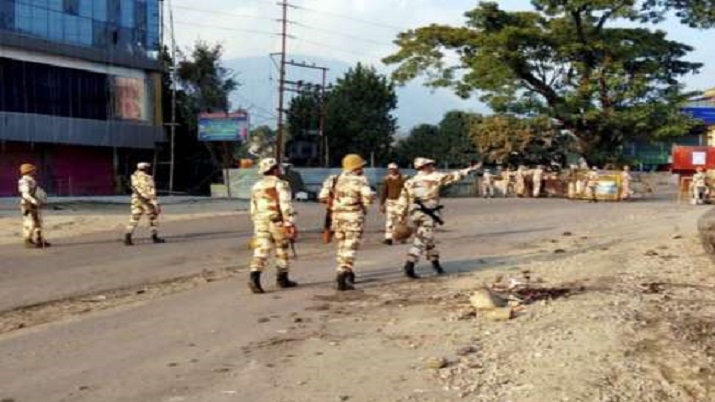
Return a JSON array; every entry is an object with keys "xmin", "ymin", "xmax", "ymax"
[{"xmin": 468, "ymin": 271, "xmax": 579, "ymax": 321}]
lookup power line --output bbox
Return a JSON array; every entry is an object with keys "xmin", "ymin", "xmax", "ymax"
[
  {"xmin": 291, "ymin": 22, "xmax": 394, "ymax": 47},
  {"xmin": 173, "ymin": 20, "xmax": 279, "ymax": 37},
  {"xmin": 172, "ymin": 4, "xmax": 277, "ymax": 22},
  {"xmin": 295, "ymin": 5, "xmax": 406, "ymax": 31},
  {"xmin": 290, "ymin": 37, "xmax": 382, "ymax": 58}
]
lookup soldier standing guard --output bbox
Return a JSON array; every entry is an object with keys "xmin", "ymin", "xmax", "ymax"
[
  {"xmin": 248, "ymin": 158, "xmax": 298, "ymax": 294},
  {"xmin": 532, "ymin": 165, "xmax": 544, "ymax": 198},
  {"xmin": 18, "ymin": 163, "xmax": 50, "ymax": 248},
  {"xmin": 124, "ymin": 162, "xmax": 165, "ymax": 246},
  {"xmin": 319, "ymin": 154, "xmax": 374, "ymax": 291},
  {"xmin": 585, "ymin": 166, "xmax": 600, "ymax": 203},
  {"xmin": 693, "ymin": 167, "xmax": 709, "ymax": 205},
  {"xmin": 380, "ymin": 163, "xmax": 407, "ymax": 245},
  {"xmin": 620, "ymin": 165, "xmax": 633, "ymax": 200},
  {"xmin": 481, "ymin": 169, "xmax": 495, "ymax": 198},
  {"xmin": 396, "ymin": 157, "xmax": 481, "ymax": 279}
]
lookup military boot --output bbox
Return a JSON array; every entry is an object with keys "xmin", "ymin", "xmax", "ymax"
[
  {"xmin": 152, "ymin": 234, "xmax": 166, "ymax": 244},
  {"xmin": 431, "ymin": 259, "xmax": 446, "ymax": 275},
  {"xmin": 276, "ymin": 271, "xmax": 298, "ymax": 288},
  {"xmin": 403, "ymin": 261, "xmax": 420, "ymax": 279},
  {"xmin": 346, "ymin": 271, "xmax": 356, "ymax": 285},
  {"xmin": 336, "ymin": 272, "xmax": 355, "ymax": 291},
  {"xmin": 382, "ymin": 239, "xmax": 393, "ymax": 246},
  {"xmin": 35, "ymin": 237, "xmax": 51, "ymax": 248},
  {"xmin": 249, "ymin": 271, "xmax": 265, "ymax": 294},
  {"xmin": 124, "ymin": 233, "xmax": 133, "ymax": 246}
]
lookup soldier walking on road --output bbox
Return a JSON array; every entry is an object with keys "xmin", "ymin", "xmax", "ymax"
[
  {"xmin": 18, "ymin": 163, "xmax": 50, "ymax": 248},
  {"xmin": 319, "ymin": 154, "xmax": 374, "ymax": 291},
  {"xmin": 620, "ymin": 165, "xmax": 633, "ymax": 201},
  {"xmin": 124, "ymin": 162, "xmax": 165, "ymax": 246},
  {"xmin": 248, "ymin": 158, "xmax": 298, "ymax": 294},
  {"xmin": 380, "ymin": 163, "xmax": 407, "ymax": 245},
  {"xmin": 396, "ymin": 157, "xmax": 481, "ymax": 279},
  {"xmin": 515, "ymin": 165, "xmax": 527, "ymax": 197}
]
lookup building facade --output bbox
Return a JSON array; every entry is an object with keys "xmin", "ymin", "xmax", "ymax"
[{"xmin": 0, "ymin": 0, "xmax": 164, "ymax": 196}]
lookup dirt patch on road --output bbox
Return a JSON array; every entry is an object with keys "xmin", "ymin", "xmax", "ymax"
[{"xmin": 233, "ymin": 214, "xmax": 715, "ymax": 401}]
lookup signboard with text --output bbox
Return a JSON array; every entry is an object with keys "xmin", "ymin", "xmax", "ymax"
[{"xmin": 198, "ymin": 111, "xmax": 250, "ymax": 142}]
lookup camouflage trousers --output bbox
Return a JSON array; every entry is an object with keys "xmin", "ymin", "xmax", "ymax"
[
  {"xmin": 250, "ymin": 221, "xmax": 290, "ymax": 273},
  {"xmin": 533, "ymin": 181, "xmax": 542, "ymax": 198},
  {"xmin": 333, "ymin": 215, "xmax": 364, "ymax": 273},
  {"xmin": 126, "ymin": 199, "xmax": 159, "ymax": 235},
  {"xmin": 384, "ymin": 199, "xmax": 401, "ymax": 240},
  {"xmin": 407, "ymin": 213, "xmax": 439, "ymax": 263},
  {"xmin": 21, "ymin": 207, "xmax": 43, "ymax": 241},
  {"xmin": 481, "ymin": 182, "xmax": 494, "ymax": 198}
]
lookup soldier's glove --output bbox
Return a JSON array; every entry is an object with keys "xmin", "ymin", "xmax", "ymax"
[{"xmin": 283, "ymin": 224, "xmax": 298, "ymax": 241}]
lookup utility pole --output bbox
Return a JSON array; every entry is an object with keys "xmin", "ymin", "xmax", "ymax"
[
  {"xmin": 276, "ymin": 1, "xmax": 289, "ymax": 165},
  {"xmin": 167, "ymin": 0, "xmax": 178, "ymax": 194}
]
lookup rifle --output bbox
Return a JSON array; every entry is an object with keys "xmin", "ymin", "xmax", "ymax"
[
  {"xmin": 323, "ymin": 174, "xmax": 340, "ymax": 244},
  {"xmin": 414, "ymin": 198, "xmax": 445, "ymax": 225}
]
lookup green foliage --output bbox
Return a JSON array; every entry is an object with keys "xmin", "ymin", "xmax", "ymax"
[
  {"xmin": 471, "ymin": 115, "xmax": 572, "ymax": 166},
  {"xmin": 177, "ymin": 42, "xmax": 239, "ymax": 113},
  {"xmin": 641, "ymin": 0, "xmax": 715, "ymax": 28},
  {"xmin": 384, "ymin": 1, "xmax": 703, "ymax": 164},
  {"xmin": 324, "ymin": 63, "xmax": 398, "ymax": 167},
  {"xmin": 287, "ymin": 86, "xmax": 323, "ymax": 140},
  {"xmin": 395, "ymin": 111, "xmax": 479, "ymax": 168}
]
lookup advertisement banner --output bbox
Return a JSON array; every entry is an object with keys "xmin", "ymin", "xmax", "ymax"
[
  {"xmin": 114, "ymin": 77, "xmax": 148, "ymax": 121},
  {"xmin": 198, "ymin": 112, "xmax": 250, "ymax": 142}
]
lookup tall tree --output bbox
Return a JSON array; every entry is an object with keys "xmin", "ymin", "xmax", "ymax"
[
  {"xmin": 324, "ymin": 63, "xmax": 398, "ymax": 167},
  {"xmin": 471, "ymin": 115, "xmax": 572, "ymax": 166},
  {"xmin": 286, "ymin": 86, "xmax": 324, "ymax": 166},
  {"xmin": 384, "ymin": 1, "xmax": 703, "ymax": 164},
  {"xmin": 176, "ymin": 42, "xmax": 240, "ymax": 171},
  {"xmin": 394, "ymin": 111, "xmax": 479, "ymax": 168}
]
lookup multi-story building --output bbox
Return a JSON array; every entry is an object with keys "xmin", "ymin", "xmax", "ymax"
[{"xmin": 0, "ymin": 0, "xmax": 164, "ymax": 196}]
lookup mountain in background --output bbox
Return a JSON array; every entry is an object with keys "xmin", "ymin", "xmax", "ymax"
[{"xmin": 224, "ymin": 56, "xmax": 487, "ymax": 134}]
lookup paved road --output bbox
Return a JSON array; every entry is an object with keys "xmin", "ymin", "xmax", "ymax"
[{"xmin": 0, "ymin": 197, "xmax": 691, "ymax": 402}]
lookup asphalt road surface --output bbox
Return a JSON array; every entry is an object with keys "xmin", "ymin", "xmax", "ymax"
[{"xmin": 0, "ymin": 197, "xmax": 684, "ymax": 402}]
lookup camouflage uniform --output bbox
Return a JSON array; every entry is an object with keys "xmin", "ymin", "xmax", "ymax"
[
  {"xmin": 397, "ymin": 162, "xmax": 473, "ymax": 266},
  {"xmin": 515, "ymin": 166, "xmax": 527, "ymax": 197},
  {"xmin": 620, "ymin": 168, "xmax": 633, "ymax": 200},
  {"xmin": 380, "ymin": 168, "xmax": 407, "ymax": 243},
  {"xmin": 532, "ymin": 166, "xmax": 544, "ymax": 198},
  {"xmin": 481, "ymin": 171, "xmax": 495, "ymax": 198},
  {"xmin": 250, "ymin": 176, "xmax": 295, "ymax": 273},
  {"xmin": 693, "ymin": 171, "xmax": 708, "ymax": 204},
  {"xmin": 18, "ymin": 174, "xmax": 45, "ymax": 245},
  {"xmin": 126, "ymin": 169, "xmax": 160, "ymax": 237},
  {"xmin": 585, "ymin": 169, "xmax": 600, "ymax": 202},
  {"xmin": 319, "ymin": 171, "xmax": 374, "ymax": 274}
]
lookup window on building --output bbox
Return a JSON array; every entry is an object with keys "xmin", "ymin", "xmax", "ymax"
[{"xmin": 63, "ymin": 0, "xmax": 79, "ymax": 15}]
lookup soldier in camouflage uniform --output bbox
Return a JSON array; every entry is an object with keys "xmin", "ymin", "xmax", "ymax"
[
  {"xmin": 396, "ymin": 157, "xmax": 480, "ymax": 278},
  {"xmin": 18, "ymin": 163, "xmax": 50, "ymax": 248},
  {"xmin": 248, "ymin": 158, "xmax": 298, "ymax": 294},
  {"xmin": 380, "ymin": 162, "xmax": 407, "ymax": 245},
  {"xmin": 124, "ymin": 162, "xmax": 165, "ymax": 246},
  {"xmin": 319, "ymin": 154, "xmax": 374, "ymax": 291}
]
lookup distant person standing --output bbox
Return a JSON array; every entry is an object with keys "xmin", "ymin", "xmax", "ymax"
[
  {"xmin": 124, "ymin": 162, "xmax": 165, "ymax": 246},
  {"xmin": 481, "ymin": 169, "xmax": 496, "ymax": 198},
  {"xmin": 379, "ymin": 163, "xmax": 407, "ymax": 245},
  {"xmin": 18, "ymin": 163, "xmax": 50, "ymax": 248},
  {"xmin": 586, "ymin": 167, "xmax": 600, "ymax": 203},
  {"xmin": 620, "ymin": 165, "xmax": 633, "ymax": 200},
  {"xmin": 532, "ymin": 165, "xmax": 544, "ymax": 198},
  {"xmin": 693, "ymin": 167, "xmax": 709, "ymax": 205},
  {"xmin": 515, "ymin": 166, "xmax": 527, "ymax": 197}
]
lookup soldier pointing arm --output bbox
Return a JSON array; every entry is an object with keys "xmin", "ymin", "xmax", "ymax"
[{"xmin": 396, "ymin": 157, "xmax": 480, "ymax": 279}]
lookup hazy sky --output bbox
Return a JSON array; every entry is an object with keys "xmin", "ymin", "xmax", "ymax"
[{"xmin": 170, "ymin": 0, "xmax": 715, "ymax": 123}]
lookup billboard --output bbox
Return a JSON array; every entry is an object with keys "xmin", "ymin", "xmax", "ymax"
[
  {"xmin": 682, "ymin": 107, "xmax": 715, "ymax": 125},
  {"xmin": 115, "ymin": 77, "xmax": 148, "ymax": 121},
  {"xmin": 198, "ymin": 112, "xmax": 250, "ymax": 142}
]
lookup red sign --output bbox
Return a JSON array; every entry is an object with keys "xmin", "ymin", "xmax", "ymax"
[{"xmin": 671, "ymin": 146, "xmax": 715, "ymax": 171}]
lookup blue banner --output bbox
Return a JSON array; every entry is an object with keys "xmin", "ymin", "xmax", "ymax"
[
  {"xmin": 682, "ymin": 107, "xmax": 715, "ymax": 125},
  {"xmin": 198, "ymin": 112, "xmax": 250, "ymax": 142}
]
